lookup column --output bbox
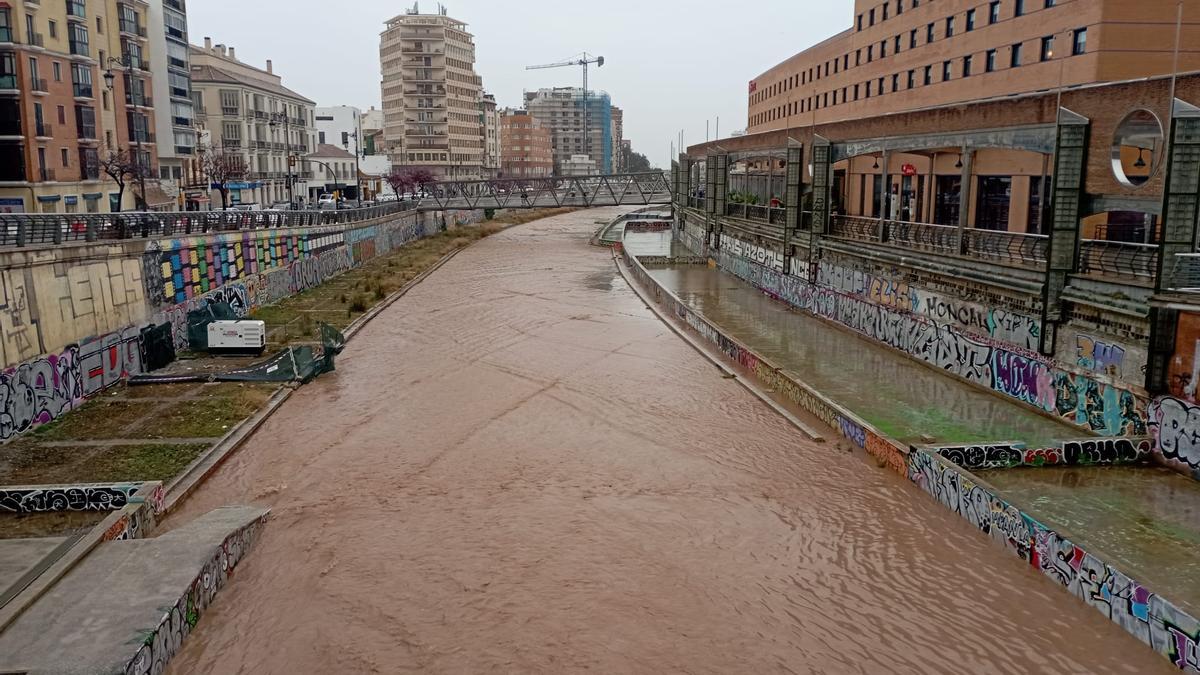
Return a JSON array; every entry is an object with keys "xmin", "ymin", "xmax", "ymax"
[
  {"xmin": 956, "ymin": 146, "xmax": 974, "ymax": 254},
  {"xmin": 1039, "ymin": 108, "xmax": 1090, "ymax": 356},
  {"xmin": 879, "ymin": 149, "xmax": 891, "ymax": 242},
  {"xmin": 811, "ymin": 135, "xmax": 832, "ymax": 234},
  {"xmin": 784, "ymin": 142, "xmax": 805, "ymax": 275},
  {"xmin": 1147, "ymin": 99, "xmax": 1200, "ymax": 392}
]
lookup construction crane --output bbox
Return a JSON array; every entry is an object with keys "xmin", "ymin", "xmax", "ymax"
[{"xmin": 527, "ymin": 53, "xmax": 605, "ymax": 165}]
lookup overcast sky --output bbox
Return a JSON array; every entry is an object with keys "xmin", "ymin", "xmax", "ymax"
[{"xmin": 188, "ymin": 1, "xmax": 849, "ymax": 168}]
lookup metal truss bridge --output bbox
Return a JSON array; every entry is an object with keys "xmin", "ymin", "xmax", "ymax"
[{"xmin": 417, "ymin": 172, "xmax": 672, "ymax": 211}]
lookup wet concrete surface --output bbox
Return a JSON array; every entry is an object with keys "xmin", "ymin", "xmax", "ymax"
[
  {"xmin": 164, "ymin": 208, "xmax": 1171, "ymax": 674},
  {"xmin": 622, "ymin": 229, "xmax": 695, "ymax": 258},
  {"xmin": 0, "ymin": 537, "xmax": 65, "ymax": 586},
  {"xmin": 983, "ymin": 464, "xmax": 1200, "ymax": 614},
  {"xmin": 645, "ymin": 264, "xmax": 1079, "ymax": 446}
]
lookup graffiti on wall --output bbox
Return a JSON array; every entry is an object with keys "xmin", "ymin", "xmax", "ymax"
[
  {"xmin": 1149, "ymin": 397, "xmax": 1200, "ymax": 473},
  {"xmin": 711, "ymin": 240, "xmax": 1149, "ymax": 439},
  {"xmin": 0, "ymin": 347, "xmax": 82, "ymax": 441},
  {"xmin": 1076, "ymin": 334, "xmax": 1127, "ymax": 378},
  {"xmin": 816, "ymin": 261, "xmax": 1042, "ymax": 351},
  {"xmin": 1167, "ymin": 312, "xmax": 1200, "ymax": 403},
  {"xmin": 907, "ymin": 447, "xmax": 1200, "ymax": 667},
  {"xmin": 933, "ymin": 437, "xmax": 1152, "ymax": 470},
  {"xmin": 0, "ymin": 484, "xmax": 140, "ymax": 513},
  {"xmin": 719, "ymin": 233, "xmax": 784, "ymax": 272},
  {"xmin": 123, "ymin": 515, "xmax": 266, "ymax": 675}
]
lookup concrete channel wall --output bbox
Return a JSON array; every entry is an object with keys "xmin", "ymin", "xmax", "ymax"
[
  {"xmin": 0, "ymin": 209, "xmax": 480, "ymax": 443},
  {"xmin": 677, "ymin": 211, "xmax": 1200, "ymax": 481},
  {"xmin": 619, "ymin": 237, "xmax": 1200, "ymax": 672}
]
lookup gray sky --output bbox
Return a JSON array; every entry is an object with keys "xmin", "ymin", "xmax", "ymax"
[{"xmin": 188, "ymin": 1, "xmax": 850, "ymax": 168}]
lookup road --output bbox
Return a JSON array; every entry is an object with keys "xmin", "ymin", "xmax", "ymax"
[{"xmin": 166, "ymin": 207, "xmax": 1169, "ymax": 674}]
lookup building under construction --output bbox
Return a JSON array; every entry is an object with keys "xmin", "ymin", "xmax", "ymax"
[{"xmin": 523, "ymin": 88, "xmax": 614, "ymax": 175}]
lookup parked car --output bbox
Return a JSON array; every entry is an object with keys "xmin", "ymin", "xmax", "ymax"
[{"xmin": 318, "ymin": 194, "xmax": 337, "ymax": 210}]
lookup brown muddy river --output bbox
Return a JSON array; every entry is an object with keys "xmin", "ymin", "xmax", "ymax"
[{"xmin": 166, "ymin": 208, "xmax": 1171, "ymax": 674}]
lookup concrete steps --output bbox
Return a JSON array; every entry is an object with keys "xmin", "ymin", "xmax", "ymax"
[{"xmin": 0, "ymin": 506, "xmax": 269, "ymax": 674}]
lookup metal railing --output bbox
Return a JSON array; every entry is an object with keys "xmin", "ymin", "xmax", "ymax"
[
  {"xmin": 0, "ymin": 201, "xmax": 420, "ymax": 248},
  {"xmin": 686, "ymin": 195, "xmax": 704, "ymax": 210},
  {"xmin": 962, "ymin": 228, "xmax": 1048, "ymax": 266},
  {"xmin": 1168, "ymin": 253, "xmax": 1200, "ymax": 291},
  {"xmin": 725, "ymin": 202, "xmax": 785, "ymax": 226},
  {"xmin": 830, "ymin": 215, "xmax": 880, "ymax": 241},
  {"xmin": 882, "ymin": 220, "xmax": 958, "ymax": 254},
  {"xmin": 1078, "ymin": 239, "xmax": 1159, "ymax": 281}
]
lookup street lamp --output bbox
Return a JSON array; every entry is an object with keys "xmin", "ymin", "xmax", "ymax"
[
  {"xmin": 268, "ymin": 110, "xmax": 296, "ymax": 207},
  {"xmin": 104, "ymin": 56, "xmax": 147, "ymax": 211}
]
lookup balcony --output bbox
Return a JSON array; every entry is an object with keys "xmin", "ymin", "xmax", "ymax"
[
  {"xmin": 405, "ymin": 130, "xmax": 447, "ymax": 137},
  {"xmin": 77, "ymin": 125, "xmax": 97, "ymax": 140},
  {"xmin": 123, "ymin": 54, "xmax": 147, "ymax": 70},
  {"xmin": 35, "ymin": 122, "xmax": 52, "ymax": 138},
  {"xmin": 828, "ymin": 215, "xmax": 1050, "ymax": 269},
  {"xmin": 129, "ymin": 131, "xmax": 154, "ymax": 144},
  {"xmin": 0, "ymin": 116, "xmax": 20, "ymax": 136},
  {"xmin": 66, "ymin": 1, "xmax": 86, "ymax": 21},
  {"xmin": 73, "ymin": 82, "xmax": 93, "ymax": 98},
  {"xmin": 38, "ymin": 167, "xmax": 56, "ymax": 182},
  {"xmin": 125, "ymin": 93, "xmax": 153, "ymax": 108},
  {"xmin": 0, "ymin": 27, "xmax": 11, "ymax": 43},
  {"xmin": 0, "ymin": 73, "xmax": 15, "ymax": 90},
  {"xmin": 30, "ymin": 78, "xmax": 48, "ymax": 93},
  {"xmin": 69, "ymin": 39, "xmax": 89, "ymax": 57},
  {"xmin": 401, "ymin": 46, "xmax": 444, "ymax": 53},
  {"xmin": 28, "ymin": 33, "xmax": 44, "ymax": 48},
  {"xmin": 222, "ymin": 139, "xmax": 242, "ymax": 150},
  {"xmin": 221, "ymin": 106, "xmax": 240, "ymax": 117},
  {"xmin": 1078, "ymin": 239, "xmax": 1159, "ymax": 283},
  {"xmin": 119, "ymin": 19, "xmax": 147, "ymax": 39}
]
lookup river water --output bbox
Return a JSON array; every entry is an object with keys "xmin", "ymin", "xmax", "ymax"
[{"xmin": 166, "ymin": 208, "xmax": 1171, "ymax": 674}]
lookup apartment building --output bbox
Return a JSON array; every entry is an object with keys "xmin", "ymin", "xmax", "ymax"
[
  {"xmin": 380, "ymin": 7, "xmax": 486, "ymax": 180},
  {"xmin": 499, "ymin": 109, "xmax": 552, "ymax": 179},
  {"xmin": 482, "ymin": 92, "xmax": 500, "ymax": 178},
  {"xmin": 524, "ymin": 87, "xmax": 613, "ymax": 175},
  {"xmin": 741, "ymin": 0, "xmax": 1200, "ymax": 236},
  {"xmin": 189, "ymin": 39, "xmax": 317, "ymax": 208},
  {"xmin": 0, "ymin": 0, "xmax": 160, "ymax": 213},
  {"xmin": 147, "ymin": 0, "xmax": 195, "ymax": 207},
  {"xmin": 748, "ymin": 0, "xmax": 1200, "ymax": 133}
]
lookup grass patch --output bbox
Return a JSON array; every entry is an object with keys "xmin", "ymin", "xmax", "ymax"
[
  {"xmin": 72, "ymin": 443, "xmax": 212, "ymax": 483},
  {"xmin": 134, "ymin": 384, "xmax": 274, "ymax": 439},
  {"xmin": 29, "ymin": 399, "xmax": 148, "ymax": 441}
]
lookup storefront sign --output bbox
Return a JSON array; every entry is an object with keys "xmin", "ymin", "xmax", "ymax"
[{"xmin": 901, "ymin": 163, "xmax": 918, "ymax": 176}]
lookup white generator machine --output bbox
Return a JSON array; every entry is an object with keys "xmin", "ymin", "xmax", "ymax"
[{"xmin": 207, "ymin": 320, "xmax": 267, "ymax": 355}]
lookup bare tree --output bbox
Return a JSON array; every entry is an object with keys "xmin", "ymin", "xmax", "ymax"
[
  {"xmin": 98, "ymin": 147, "xmax": 147, "ymax": 213},
  {"xmin": 204, "ymin": 148, "xmax": 248, "ymax": 210}
]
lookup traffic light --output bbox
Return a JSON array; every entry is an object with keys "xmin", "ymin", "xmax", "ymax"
[{"xmin": 288, "ymin": 155, "xmax": 297, "ymax": 167}]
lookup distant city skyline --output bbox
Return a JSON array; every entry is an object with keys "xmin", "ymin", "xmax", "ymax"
[{"xmin": 186, "ymin": 0, "xmax": 850, "ymax": 168}]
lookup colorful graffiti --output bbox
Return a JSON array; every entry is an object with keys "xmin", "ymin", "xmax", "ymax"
[
  {"xmin": 0, "ymin": 347, "xmax": 83, "ymax": 441},
  {"xmin": 907, "ymin": 448, "xmax": 1200, "ymax": 668},
  {"xmin": 709, "ymin": 240, "xmax": 1149, "ymax": 439},
  {"xmin": 123, "ymin": 514, "xmax": 266, "ymax": 675},
  {"xmin": 933, "ymin": 438, "xmax": 1152, "ymax": 470},
  {"xmin": 1149, "ymin": 397, "xmax": 1200, "ymax": 474},
  {"xmin": 0, "ymin": 484, "xmax": 140, "ymax": 513},
  {"xmin": 1076, "ymin": 334, "xmax": 1127, "ymax": 377}
]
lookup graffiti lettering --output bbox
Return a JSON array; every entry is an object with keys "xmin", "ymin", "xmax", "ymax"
[
  {"xmin": 1149, "ymin": 397, "xmax": 1200, "ymax": 472},
  {"xmin": 0, "ymin": 484, "xmax": 138, "ymax": 513}
]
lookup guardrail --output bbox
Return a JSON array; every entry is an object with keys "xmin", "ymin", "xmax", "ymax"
[
  {"xmin": 726, "ymin": 202, "xmax": 785, "ymax": 226},
  {"xmin": 830, "ymin": 215, "xmax": 880, "ymax": 241},
  {"xmin": 0, "ymin": 202, "xmax": 419, "ymax": 248},
  {"xmin": 1078, "ymin": 239, "xmax": 1159, "ymax": 282},
  {"xmin": 832, "ymin": 216, "xmax": 1048, "ymax": 267}
]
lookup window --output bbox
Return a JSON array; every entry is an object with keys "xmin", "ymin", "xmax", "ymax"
[
  {"xmin": 924, "ymin": 65, "xmax": 933, "ymax": 85},
  {"xmin": 1045, "ymin": 0, "xmax": 1056, "ymax": 6},
  {"xmin": 854, "ymin": 83, "xmax": 860, "ymax": 100},
  {"xmin": 990, "ymin": 1, "xmax": 1001, "ymax": 23},
  {"xmin": 61, "ymin": 148, "xmax": 68, "ymax": 167},
  {"xmin": 966, "ymin": 9, "xmax": 976, "ymax": 31},
  {"xmin": 943, "ymin": 60, "xmax": 952, "ymax": 81},
  {"xmin": 946, "ymin": 17, "xmax": 955, "ymax": 38},
  {"xmin": 895, "ymin": 35, "xmax": 901, "ymax": 53},
  {"xmin": 834, "ymin": 58, "xmax": 839, "ymax": 74},
  {"xmin": 71, "ymin": 63, "xmax": 92, "ymax": 97},
  {"xmin": 869, "ymin": 8, "xmax": 875, "ymax": 25},
  {"xmin": 1015, "ymin": 0, "xmax": 1025, "ymax": 16},
  {"xmin": 907, "ymin": 69, "xmax": 915, "ymax": 88},
  {"xmin": 52, "ymin": 61, "xmax": 61, "ymax": 82},
  {"xmin": 868, "ymin": 45, "xmax": 873, "ymax": 62},
  {"xmin": 897, "ymin": 0, "xmax": 903, "ymax": 14},
  {"xmin": 0, "ymin": 8, "xmax": 9, "ymax": 43},
  {"xmin": 856, "ymin": 49, "xmax": 861, "ymax": 66},
  {"xmin": 910, "ymin": 29, "xmax": 918, "ymax": 48},
  {"xmin": 880, "ymin": 40, "xmax": 887, "ymax": 58},
  {"xmin": 892, "ymin": 73, "xmax": 899, "ymax": 91},
  {"xmin": 865, "ymin": 81, "xmax": 871, "ymax": 98},
  {"xmin": 48, "ymin": 20, "xmax": 57, "ymax": 39},
  {"xmin": 986, "ymin": 49, "xmax": 997, "ymax": 72},
  {"xmin": 96, "ymin": 16, "xmax": 102, "ymax": 34},
  {"xmin": 1011, "ymin": 42, "xmax": 1023, "ymax": 67},
  {"xmin": 878, "ymin": 76, "xmax": 885, "ymax": 94},
  {"xmin": 1073, "ymin": 28, "xmax": 1087, "ymax": 55},
  {"xmin": 843, "ymin": 54, "xmax": 849, "ymax": 70},
  {"xmin": 857, "ymin": 14, "xmax": 863, "ymax": 30},
  {"xmin": 883, "ymin": 3, "xmax": 889, "ymax": 20},
  {"xmin": 963, "ymin": 54, "xmax": 973, "ymax": 76},
  {"xmin": 1041, "ymin": 35, "xmax": 1054, "ymax": 61},
  {"xmin": 927, "ymin": 23, "xmax": 935, "ymax": 42}
]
